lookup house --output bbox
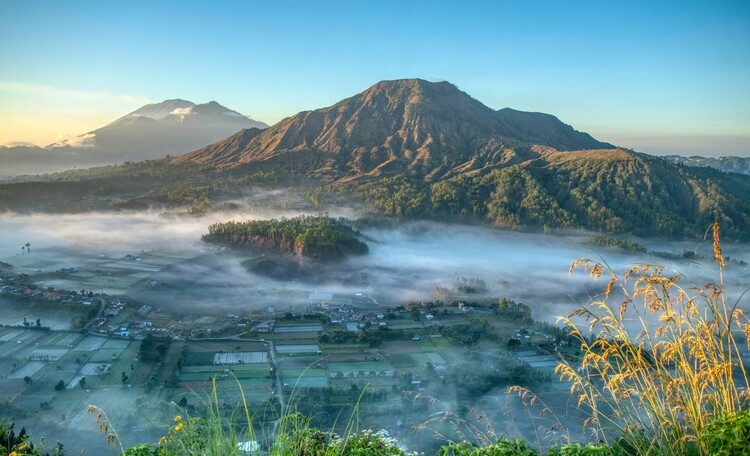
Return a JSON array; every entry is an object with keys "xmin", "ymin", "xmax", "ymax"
[{"xmin": 237, "ymin": 441, "xmax": 260, "ymax": 454}]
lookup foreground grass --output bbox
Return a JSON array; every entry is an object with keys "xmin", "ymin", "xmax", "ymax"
[{"xmin": 555, "ymin": 224, "xmax": 750, "ymax": 455}]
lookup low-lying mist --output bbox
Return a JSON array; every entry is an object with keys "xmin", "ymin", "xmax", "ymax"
[{"xmin": 1, "ymin": 210, "xmax": 747, "ymax": 322}]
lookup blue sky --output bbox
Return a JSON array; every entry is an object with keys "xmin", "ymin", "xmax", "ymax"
[{"xmin": 1, "ymin": 0, "xmax": 748, "ymax": 155}]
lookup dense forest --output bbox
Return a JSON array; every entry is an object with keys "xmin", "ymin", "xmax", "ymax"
[
  {"xmin": 351, "ymin": 152, "xmax": 750, "ymax": 240},
  {"xmin": 203, "ymin": 215, "xmax": 368, "ymax": 261},
  {"xmin": 3, "ymin": 149, "xmax": 750, "ymax": 241}
]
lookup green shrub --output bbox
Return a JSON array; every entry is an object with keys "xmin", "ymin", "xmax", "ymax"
[
  {"xmin": 122, "ymin": 444, "xmax": 159, "ymax": 456},
  {"xmin": 546, "ymin": 443, "xmax": 612, "ymax": 456},
  {"xmin": 272, "ymin": 413, "xmax": 405, "ymax": 456},
  {"xmin": 701, "ymin": 410, "xmax": 750, "ymax": 456},
  {"xmin": 437, "ymin": 439, "xmax": 537, "ymax": 456}
]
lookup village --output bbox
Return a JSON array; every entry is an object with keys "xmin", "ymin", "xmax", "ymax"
[
  {"xmin": 0, "ymin": 268, "xmax": 570, "ymax": 448},
  {"xmin": 0, "ymin": 251, "xmax": 582, "ymax": 452}
]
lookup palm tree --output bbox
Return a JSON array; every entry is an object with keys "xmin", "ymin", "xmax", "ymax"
[{"xmin": 25, "ymin": 242, "xmax": 30, "ymax": 253}]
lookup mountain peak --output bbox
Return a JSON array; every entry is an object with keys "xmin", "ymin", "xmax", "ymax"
[
  {"xmin": 191, "ymin": 101, "xmax": 244, "ymax": 117},
  {"xmin": 176, "ymin": 79, "xmax": 612, "ymax": 175},
  {"xmin": 366, "ymin": 78, "xmax": 454, "ymax": 91},
  {"xmin": 128, "ymin": 99, "xmax": 196, "ymax": 121},
  {"xmin": 359, "ymin": 78, "xmax": 470, "ymax": 106}
]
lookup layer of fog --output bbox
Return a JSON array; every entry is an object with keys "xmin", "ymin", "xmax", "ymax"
[{"xmin": 1, "ymin": 211, "xmax": 747, "ymax": 324}]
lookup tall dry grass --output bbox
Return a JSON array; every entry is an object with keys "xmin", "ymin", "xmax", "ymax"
[{"xmin": 556, "ymin": 223, "xmax": 750, "ymax": 454}]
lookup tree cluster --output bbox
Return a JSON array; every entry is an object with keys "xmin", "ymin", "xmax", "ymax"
[{"xmin": 204, "ymin": 215, "xmax": 368, "ymax": 259}]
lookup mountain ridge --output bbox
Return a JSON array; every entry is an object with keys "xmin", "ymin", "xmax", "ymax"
[{"xmin": 173, "ymin": 79, "xmax": 614, "ymax": 182}]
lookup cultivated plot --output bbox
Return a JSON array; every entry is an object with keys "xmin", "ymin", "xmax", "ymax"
[{"xmin": 73, "ymin": 336, "xmax": 107, "ymax": 351}]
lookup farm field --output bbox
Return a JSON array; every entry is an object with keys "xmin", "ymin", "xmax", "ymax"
[
  {"xmin": 3, "ymin": 247, "xmax": 205, "ymax": 297},
  {"xmin": 172, "ymin": 340, "xmax": 274, "ymax": 405}
]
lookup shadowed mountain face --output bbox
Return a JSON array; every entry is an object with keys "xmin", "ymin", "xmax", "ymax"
[
  {"xmin": 0, "ymin": 100, "xmax": 267, "ymax": 176},
  {"xmin": 174, "ymin": 79, "xmax": 613, "ymax": 181},
  {"xmin": 494, "ymin": 108, "xmax": 610, "ymax": 151}
]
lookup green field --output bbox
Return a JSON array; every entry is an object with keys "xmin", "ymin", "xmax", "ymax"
[
  {"xmin": 387, "ymin": 353, "xmax": 416, "ymax": 368},
  {"xmin": 386, "ymin": 322, "xmax": 423, "ymax": 330},
  {"xmin": 428, "ymin": 335, "xmax": 452, "ymax": 347},
  {"xmin": 414, "ymin": 338, "xmax": 436, "ymax": 350},
  {"xmin": 280, "ymin": 367, "xmax": 328, "ymax": 388},
  {"xmin": 89, "ymin": 348, "xmax": 124, "ymax": 362},
  {"xmin": 271, "ymin": 331, "xmax": 320, "ymax": 341},
  {"xmin": 321, "ymin": 343, "xmax": 367, "ymax": 349},
  {"xmin": 102, "ymin": 339, "xmax": 131, "ymax": 349},
  {"xmin": 175, "ymin": 377, "xmax": 272, "ymax": 404},
  {"xmin": 230, "ymin": 363, "xmax": 273, "ymax": 374}
]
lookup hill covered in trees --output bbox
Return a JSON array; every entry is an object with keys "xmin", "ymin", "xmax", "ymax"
[
  {"xmin": 203, "ymin": 215, "xmax": 368, "ymax": 261},
  {"xmin": 353, "ymin": 148, "xmax": 750, "ymax": 239}
]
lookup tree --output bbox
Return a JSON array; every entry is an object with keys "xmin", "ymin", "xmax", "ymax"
[
  {"xmin": 25, "ymin": 242, "xmax": 30, "ymax": 253},
  {"xmin": 35, "ymin": 318, "xmax": 41, "ymax": 328},
  {"xmin": 23, "ymin": 376, "xmax": 32, "ymax": 385},
  {"xmin": 52, "ymin": 441, "xmax": 65, "ymax": 456},
  {"xmin": 79, "ymin": 377, "xmax": 87, "ymax": 389},
  {"xmin": 178, "ymin": 397, "xmax": 188, "ymax": 407},
  {"xmin": 55, "ymin": 380, "xmax": 65, "ymax": 391}
]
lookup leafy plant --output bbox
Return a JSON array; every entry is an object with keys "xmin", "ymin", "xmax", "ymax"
[
  {"xmin": 700, "ymin": 410, "xmax": 750, "ymax": 456},
  {"xmin": 437, "ymin": 439, "xmax": 537, "ymax": 456},
  {"xmin": 546, "ymin": 443, "xmax": 611, "ymax": 456}
]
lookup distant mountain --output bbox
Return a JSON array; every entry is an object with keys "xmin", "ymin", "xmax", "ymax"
[
  {"xmin": 663, "ymin": 155, "xmax": 750, "ymax": 175},
  {"xmin": 0, "ymin": 100, "xmax": 267, "ymax": 176},
  {"xmin": 47, "ymin": 99, "xmax": 268, "ymax": 163},
  {"xmin": 0, "ymin": 144, "xmax": 76, "ymax": 176},
  {"xmin": 175, "ymin": 79, "xmax": 613, "ymax": 180}
]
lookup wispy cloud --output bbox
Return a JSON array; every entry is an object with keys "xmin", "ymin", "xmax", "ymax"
[
  {"xmin": 0, "ymin": 141, "xmax": 38, "ymax": 148},
  {"xmin": 49, "ymin": 132, "xmax": 97, "ymax": 148},
  {"xmin": 0, "ymin": 81, "xmax": 152, "ymax": 105},
  {"xmin": 169, "ymin": 106, "xmax": 194, "ymax": 121}
]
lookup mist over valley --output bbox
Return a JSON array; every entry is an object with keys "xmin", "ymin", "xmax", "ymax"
[{"xmin": 2, "ymin": 209, "xmax": 746, "ymax": 324}]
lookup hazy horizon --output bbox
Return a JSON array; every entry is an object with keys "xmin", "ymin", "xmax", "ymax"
[{"xmin": 2, "ymin": 92, "xmax": 749, "ymax": 159}]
